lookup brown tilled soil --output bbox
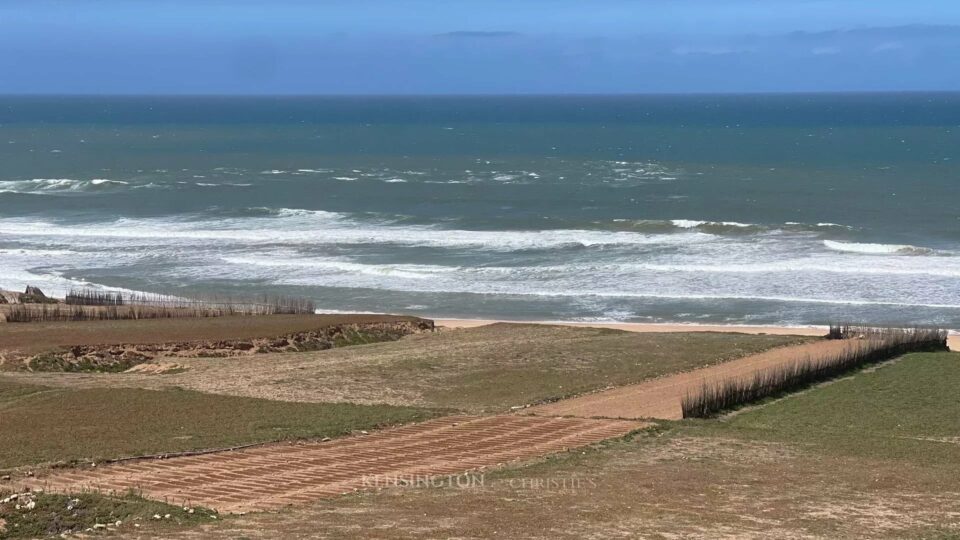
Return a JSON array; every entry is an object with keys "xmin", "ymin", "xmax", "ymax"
[
  {"xmin": 152, "ymin": 433, "xmax": 960, "ymax": 540},
  {"xmin": 28, "ymin": 415, "xmax": 644, "ymax": 514},
  {"xmin": 4, "ymin": 323, "xmax": 825, "ymax": 521},
  {"xmin": 0, "ymin": 314, "xmax": 427, "ymax": 352},
  {"xmin": 21, "ymin": 334, "xmax": 830, "ymax": 517},
  {"xmin": 0, "ymin": 314, "xmax": 431, "ymax": 368},
  {"xmin": 17, "ymin": 320, "xmax": 433, "ymax": 372},
  {"xmin": 527, "ymin": 338, "xmax": 866, "ymax": 420}
]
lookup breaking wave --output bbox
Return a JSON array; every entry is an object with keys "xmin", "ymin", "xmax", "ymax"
[
  {"xmin": 823, "ymin": 240, "xmax": 936, "ymax": 255},
  {"xmin": 0, "ymin": 178, "xmax": 130, "ymax": 193},
  {"xmin": 595, "ymin": 219, "xmax": 853, "ymax": 235}
]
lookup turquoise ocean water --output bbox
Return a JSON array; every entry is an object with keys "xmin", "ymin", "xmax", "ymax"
[{"xmin": 1, "ymin": 94, "xmax": 959, "ymax": 326}]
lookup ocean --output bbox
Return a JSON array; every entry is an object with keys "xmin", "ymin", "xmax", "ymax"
[{"xmin": 1, "ymin": 94, "xmax": 959, "ymax": 326}]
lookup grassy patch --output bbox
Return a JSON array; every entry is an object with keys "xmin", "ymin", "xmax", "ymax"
[
  {"xmin": 0, "ymin": 378, "xmax": 440, "ymax": 471},
  {"xmin": 1, "ymin": 325, "xmax": 808, "ymax": 412},
  {"xmin": 0, "ymin": 380, "xmax": 47, "ymax": 403},
  {"xmin": 370, "ymin": 324, "xmax": 809, "ymax": 412},
  {"xmin": 238, "ymin": 352, "xmax": 960, "ymax": 539},
  {"xmin": 712, "ymin": 352, "xmax": 960, "ymax": 462},
  {"xmin": 331, "ymin": 328, "xmax": 397, "ymax": 348},
  {"xmin": 682, "ymin": 330, "xmax": 948, "ymax": 418},
  {"xmin": 0, "ymin": 490, "xmax": 215, "ymax": 538}
]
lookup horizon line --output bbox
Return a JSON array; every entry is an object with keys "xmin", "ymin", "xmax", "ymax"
[{"xmin": 2, "ymin": 90, "xmax": 960, "ymax": 99}]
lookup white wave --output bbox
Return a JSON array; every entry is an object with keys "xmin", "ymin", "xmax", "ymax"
[
  {"xmin": 0, "ymin": 216, "xmax": 713, "ymax": 251},
  {"xmin": 0, "ymin": 179, "xmax": 74, "ymax": 191},
  {"xmin": 784, "ymin": 221, "xmax": 854, "ymax": 230},
  {"xmin": 313, "ymin": 307, "xmax": 385, "ymax": 315},
  {"xmin": 0, "ymin": 178, "xmax": 131, "ymax": 193},
  {"xmin": 0, "ymin": 268, "xmax": 89, "ymax": 298},
  {"xmin": 275, "ymin": 267, "xmax": 960, "ymax": 310},
  {"xmin": 222, "ymin": 256, "xmax": 457, "ymax": 280},
  {"xmin": 823, "ymin": 240, "xmax": 934, "ymax": 255},
  {"xmin": 90, "ymin": 179, "xmax": 129, "ymax": 186},
  {"xmin": 620, "ymin": 261, "xmax": 960, "ymax": 278},
  {"xmin": 670, "ymin": 219, "xmax": 753, "ymax": 229},
  {"xmin": 272, "ymin": 208, "xmax": 345, "ymax": 219},
  {"xmin": 333, "ymin": 176, "xmax": 358, "ymax": 181},
  {"xmin": 260, "ymin": 170, "xmax": 286, "ymax": 174},
  {"xmin": 0, "ymin": 248, "xmax": 78, "ymax": 257},
  {"xmin": 556, "ymin": 292, "xmax": 960, "ymax": 310},
  {"xmin": 384, "ymin": 178, "xmax": 407, "ymax": 183}
]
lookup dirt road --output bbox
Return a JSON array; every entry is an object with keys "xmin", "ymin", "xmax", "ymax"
[{"xmin": 526, "ymin": 339, "xmax": 869, "ymax": 420}]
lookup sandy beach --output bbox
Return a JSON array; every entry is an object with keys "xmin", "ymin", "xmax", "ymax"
[{"xmin": 435, "ymin": 319, "xmax": 959, "ymax": 351}]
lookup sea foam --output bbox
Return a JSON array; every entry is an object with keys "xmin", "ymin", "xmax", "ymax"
[{"xmin": 823, "ymin": 240, "xmax": 934, "ymax": 255}]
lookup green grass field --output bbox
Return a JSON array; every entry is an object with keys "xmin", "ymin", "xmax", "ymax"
[
  {"xmin": 710, "ymin": 351, "xmax": 960, "ymax": 462},
  {"xmin": 3, "ymin": 325, "xmax": 810, "ymax": 414},
  {"xmin": 228, "ymin": 351, "xmax": 960, "ymax": 539},
  {"xmin": 417, "ymin": 327, "xmax": 813, "ymax": 411},
  {"xmin": 0, "ymin": 378, "xmax": 439, "ymax": 471},
  {"xmin": 252, "ymin": 325, "xmax": 813, "ymax": 413}
]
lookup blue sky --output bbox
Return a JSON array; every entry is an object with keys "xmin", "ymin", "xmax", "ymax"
[{"xmin": 2, "ymin": 0, "xmax": 960, "ymax": 94}]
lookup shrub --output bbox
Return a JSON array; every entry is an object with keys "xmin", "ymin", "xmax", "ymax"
[{"xmin": 681, "ymin": 327, "xmax": 948, "ymax": 418}]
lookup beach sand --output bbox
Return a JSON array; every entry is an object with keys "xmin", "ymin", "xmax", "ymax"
[{"xmin": 435, "ymin": 319, "xmax": 958, "ymax": 351}]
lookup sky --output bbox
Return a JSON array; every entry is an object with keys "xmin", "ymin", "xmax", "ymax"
[{"xmin": 2, "ymin": 0, "xmax": 960, "ymax": 94}]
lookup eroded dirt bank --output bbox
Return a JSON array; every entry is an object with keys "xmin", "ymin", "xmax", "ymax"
[{"xmin": 11, "ymin": 318, "xmax": 434, "ymax": 372}]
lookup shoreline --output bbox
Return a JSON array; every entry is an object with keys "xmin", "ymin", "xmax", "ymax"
[{"xmin": 433, "ymin": 318, "xmax": 958, "ymax": 351}]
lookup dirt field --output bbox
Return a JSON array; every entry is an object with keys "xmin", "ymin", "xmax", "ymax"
[
  {"xmin": 28, "ymin": 415, "xmax": 643, "ymax": 513},
  {"xmin": 22, "ymin": 332, "xmax": 829, "ymax": 517},
  {"xmin": 139, "ymin": 352, "xmax": 960, "ymax": 539},
  {"xmin": 2, "ymin": 324, "xmax": 808, "ymax": 413},
  {"xmin": 0, "ymin": 314, "xmax": 429, "ymax": 357},
  {"xmin": 11, "ymin": 320, "xmax": 948, "ymax": 537}
]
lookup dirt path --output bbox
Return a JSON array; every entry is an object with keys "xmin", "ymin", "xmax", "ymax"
[
  {"xmin": 526, "ymin": 339, "xmax": 866, "ymax": 420},
  {"xmin": 28, "ymin": 415, "xmax": 643, "ymax": 513}
]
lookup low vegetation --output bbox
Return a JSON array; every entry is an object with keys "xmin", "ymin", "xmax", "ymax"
[
  {"xmin": 682, "ymin": 328, "xmax": 948, "ymax": 418},
  {"xmin": 0, "ymin": 491, "xmax": 214, "ymax": 539},
  {"xmin": 18, "ymin": 323, "xmax": 429, "ymax": 373},
  {"xmin": 0, "ymin": 379, "xmax": 440, "ymax": 471},
  {"xmin": 67, "ymin": 288, "xmax": 316, "ymax": 314},
  {"xmin": 716, "ymin": 351, "xmax": 960, "ymax": 461},
  {"xmin": 229, "ymin": 352, "xmax": 960, "ymax": 539},
  {"xmin": 3, "ymin": 287, "xmax": 316, "ymax": 323},
  {"xmin": 11, "ymin": 325, "xmax": 810, "ymax": 413},
  {"xmin": 0, "ymin": 314, "xmax": 421, "ymax": 349}
]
